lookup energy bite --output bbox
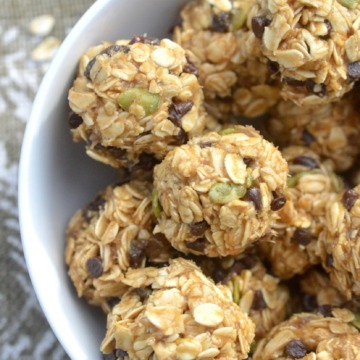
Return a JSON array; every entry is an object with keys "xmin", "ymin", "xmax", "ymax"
[
  {"xmin": 266, "ymin": 95, "xmax": 360, "ymax": 172},
  {"xmin": 100, "ymin": 258, "xmax": 255, "ymax": 360},
  {"xmin": 224, "ymin": 257, "xmax": 290, "ymax": 339},
  {"xmin": 173, "ymin": 0, "xmax": 280, "ymax": 119},
  {"xmin": 253, "ymin": 311, "xmax": 360, "ymax": 359},
  {"xmin": 68, "ymin": 37, "xmax": 206, "ymax": 168},
  {"xmin": 252, "ymin": 0, "xmax": 360, "ymax": 106},
  {"xmin": 65, "ymin": 180, "xmax": 175, "ymax": 312},
  {"xmin": 318, "ymin": 184, "xmax": 360, "ymax": 299},
  {"xmin": 259, "ymin": 146, "xmax": 343, "ymax": 279},
  {"xmin": 153, "ymin": 125, "xmax": 288, "ymax": 257}
]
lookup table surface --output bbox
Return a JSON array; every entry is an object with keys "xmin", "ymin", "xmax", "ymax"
[{"xmin": 0, "ymin": 1, "xmax": 94, "ymax": 358}]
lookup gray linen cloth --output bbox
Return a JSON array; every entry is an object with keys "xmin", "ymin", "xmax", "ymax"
[{"xmin": 0, "ymin": 1, "xmax": 94, "ymax": 358}]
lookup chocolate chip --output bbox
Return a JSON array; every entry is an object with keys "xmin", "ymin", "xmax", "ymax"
[
  {"xmin": 144, "ymin": 234, "xmax": 172, "ymax": 261},
  {"xmin": 175, "ymin": 128, "xmax": 188, "ymax": 145},
  {"xmin": 302, "ymin": 294, "xmax": 318, "ymax": 312},
  {"xmin": 318, "ymin": 304, "xmax": 333, "ymax": 317},
  {"xmin": 199, "ymin": 141, "xmax": 215, "ymax": 148},
  {"xmin": 271, "ymin": 193, "xmax": 287, "ymax": 211},
  {"xmin": 129, "ymin": 34, "xmax": 160, "ymax": 46},
  {"xmin": 252, "ymin": 16, "xmax": 271, "ymax": 38},
  {"xmin": 293, "ymin": 156, "xmax": 319, "ymax": 169},
  {"xmin": 285, "ymin": 339, "xmax": 308, "ymax": 358},
  {"xmin": 292, "ymin": 228, "xmax": 312, "ymax": 246},
  {"xmin": 68, "ymin": 112, "xmax": 83, "ymax": 129},
  {"xmin": 243, "ymin": 157, "xmax": 253, "ymax": 166},
  {"xmin": 342, "ymin": 189, "xmax": 359, "ymax": 211},
  {"xmin": 305, "ymin": 80, "xmax": 326, "ymax": 97},
  {"xmin": 212, "ymin": 12, "xmax": 232, "ymax": 32},
  {"xmin": 348, "ymin": 61, "xmax": 360, "ymax": 79},
  {"xmin": 128, "ymin": 245, "xmax": 145, "ymax": 268},
  {"xmin": 244, "ymin": 187, "xmax": 262, "ymax": 211},
  {"xmin": 115, "ymin": 349, "xmax": 128, "ymax": 358},
  {"xmin": 86, "ymin": 257, "xmax": 103, "ymax": 278},
  {"xmin": 302, "ymin": 130, "xmax": 315, "ymax": 145},
  {"xmin": 103, "ymin": 353, "xmax": 116, "ymax": 360},
  {"xmin": 129, "ymin": 153, "xmax": 160, "ymax": 172},
  {"xmin": 135, "ymin": 287, "xmax": 152, "ymax": 302},
  {"xmin": 84, "ymin": 45, "xmax": 129, "ymax": 80},
  {"xmin": 185, "ymin": 238, "xmax": 207, "ymax": 252},
  {"xmin": 183, "ymin": 56, "xmax": 199, "ymax": 77},
  {"xmin": 251, "ymin": 290, "xmax": 267, "ymax": 310},
  {"xmin": 320, "ymin": 19, "xmax": 332, "ymax": 40},
  {"xmin": 268, "ymin": 60, "xmax": 280, "ymax": 74},
  {"xmin": 95, "ymin": 144, "xmax": 127, "ymax": 160},
  {"xmin": 189, "ymin": 220, "xmax": 210, "ymax": 236},
  {"xmin": 106, "ymin": 297, "xmax": 120, "ymax": 309},
  {"xmin": 326, "ymin": 254, "xmax": 334, "ymax": 267},
  {"xmin": 284, "ymin": 77, "xmax": 305, "ymax": 87},
  {"xmin": 168, "ymin": 100, "xmax": 194, "ymax": 127}
]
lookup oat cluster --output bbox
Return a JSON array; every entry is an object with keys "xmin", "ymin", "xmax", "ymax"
[{"xmin": 65, "ymin": 0, "xmax": 360, "ymax": 358}]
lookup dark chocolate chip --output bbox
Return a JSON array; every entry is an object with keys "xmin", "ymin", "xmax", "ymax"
[
  {"xmin": 175, "ymin": 128, "xmax": 188, "ymax": 145},
  {"xmin": 183, "ymin": 56, "xmax": 199, "ymax": 77},
  {"xmin": 199, "ymin": 141, "xmax": 216, "ymax": 148},
  {"xmin": 144, "ymin": 234, "xmax": 172, "ymax": 261},
  {"xmin": 115, "ymin": 349, "xmax": 128, "ymax": 358},
  {"xmin": 86, "ymin": 257, "xmax": 103, "ymax": 278},
  {"xmin": 135, "ymin": 287, "xmax": 152, "ymax": 302},
  {"xmin": 302, "ymin": 294, "xmax": 318, "ymax": 312},
  {"xmin": 302, "ymin": 130, "xmax": 315, "ymax": 145},
  {"xmin": 305, "ymin": 80, "xmax": 326, "ymax": 97},
  {"xmin": 318, "ymin": 304, "xmax": 333, "ymax": 317},
  {"xmin": 284, "ymin": 77, "xmax": 305, "ymax": 87},
  {"xmin": 285, "ymin": 339, "xmax": 308, "ymax": 358},
  {"xmin": 103, "ymin": 353, "xmax": 116, "ymax": 360},
  {"xmin": 68, "ymin": 112, "xmax": 83, "ymax": 129},
  {"xmin": 189, "ymin": 220, "xmax": 210, "ymax": 236},
  {"xmin": 129, "ymin": 245, "xmax": 145, "ymax": 268},
  {"xmin": 168, "ymin": 100, "xmax": 194, "ymax": 127},
  {"xmin": 271, "ymin": 193, "xmax": 287, "ymax": 211},
  {"xmin": 251, "ymin": 290, "xmax": 267, "ymax": 310},
  {"xmin": 268, "ymin": 60, "xmax": 280, "ymax": 74},
  {"xmin": 84, "ymin": 57, "xmax": 97, "ymax": 80},
  {"xmin": 107, "ymin": 147, "xmax": 127, "ymax": 160},
  {"xmin": 252, "ymin": 16, "xmax": 271, "ymax": 38},
  {"xmin": 348, "ymin": 61, "xmax": 360, "ymax": 79},
  {"xmin": 293, "ymin": 156, "xmax": 319, "ymax": 169},
  {"xmin": 342, "ymin": 189, "xmax": 359, "ymax": 211},
  {"xmin": 292, "ymin": 228, "xmax": 312, "ymax": 246},
  {"xmin": 106, "ymin": 297, "xmax": 120, "ymax": 309},
  {"xmin": 243, "ymin": 157, "xmax": 253, "ymax": 166},
  {"xmin": 185, "ymin": 238, "xmax": 207, "ymax": 253},
  {"xmin": 320, "ymin": 19, "xmax": 332, "ymax": 40},
  {"xmin": 244, "ymin": 187, "xmax": 262, "ymax": 211},
  {"xmin": 326, "ymin": 254, "xmax": 334, "ymax": 267},
  {"xmin": 212, "ymin": 12, "xmax": 232, "ymax": 32},
  {"xmin": 129, "ymin": 34, "xmax": 160, "ymax": 46},
  {"xmin": 129, "ymin": 153, "xmax": 160, "ymax": 172}
]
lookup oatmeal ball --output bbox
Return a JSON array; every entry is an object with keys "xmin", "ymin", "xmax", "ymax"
[
  {"xmin": 68, "ymin": 36, "xmax": 206, "ymax": 168},
  {"xmin": 65, "ymin": 180, "xmax": 175, "ymax": 312},
  {"xmin": 153, "ymin": 125, "xmax": 289, "ymax": 257},
  {"xmin": 318, "ymin": 184, "xmax": 360, "ymax": 299},
  {"xmin": 253, "ymin": 311, "xmax": 360, "ymax": 359},
  {"xmin": 252, "ymin": 0, "xmax": 360, "ymax": 106},
  {"xmin": 266, "ymin": 95, "xmax": 360, "ymax": 172},
  {"xmin": 100, "ymin": 258, "xmax": 255, "ymax": 360},
  {"xmin": 224, "ymin": 258, "xmax": 290, "ymax": 339},
  {"xmin": 174, "ymin": 0, "xmax": 280, "ymax": 119},
  {"xmin": 259, "ymin": 146, "xmax": 343, "ymax": 279}
]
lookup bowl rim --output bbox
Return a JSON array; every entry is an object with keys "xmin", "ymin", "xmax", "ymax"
[{"xmin": 18, "ymin": 0, "xmax": 113, "ymax": 357}]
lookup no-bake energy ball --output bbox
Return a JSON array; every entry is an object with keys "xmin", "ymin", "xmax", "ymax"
[
  {"xmin": 266, "ymin": 95, "xmax": 360, "ymax": 172},
  {"xmin": 174, "ymin": 0, "xmax": 280, "ymax": 119},
  {"xmin": 65, "ymin": 180, "xmax": 175, "ymax": 312},
  {"xmin": 319, "ymin": 184, "xmax": 360, "ymax": 299},
  {"xmin": 252, "ymin": 0, "xmax": 360, "ymax": 106},
  {"xmin": 153, "ymin": 125, "xmax": 288, "ymax": 257},
  {"xmin": 259, "ymin": 146, "xmax": 343, "ymax": 279},
  {"xmin": 100, "ymin": 258, "xmax": 255, "ymax": 360},
  {"xmin": 68, "ymin": 37, "xmax": 206, "ymax": 168},
  {"xmin": 253, "ymin": 311, "xmax": 360, "ymax": 359}
]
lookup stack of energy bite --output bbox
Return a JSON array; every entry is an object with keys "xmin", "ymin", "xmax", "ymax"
[{"xmin": 65, "ymin": 0, "xmax": 360, "ymax": 358}]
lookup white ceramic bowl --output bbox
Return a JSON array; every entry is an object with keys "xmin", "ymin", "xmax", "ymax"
[{"xmin": 18, "ymin": 1, "xmax": 184, "ymax": 359}]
